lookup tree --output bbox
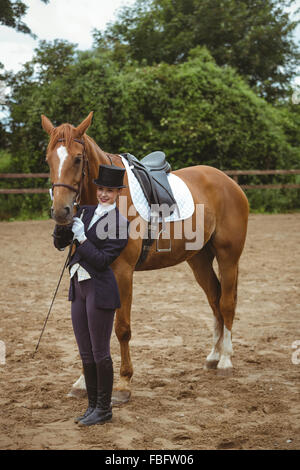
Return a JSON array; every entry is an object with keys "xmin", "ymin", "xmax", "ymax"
[
  {"xmin": 99, "ymin": 0, "xmax": 300, "ymax": 101},
  {"xmin": 2, "ymin": 40, "xmax": 300, "ymax": 216},
  {"xmin": 0, "ymin": 0, "xmax": 49, "ymax": 37},
  {"xmin": 31, "ymin": 39, "xmax": 77, "ymax": 82},
  {"xmin": 5, "ymin": 42, "xmax": 299, "ymax": 173}
]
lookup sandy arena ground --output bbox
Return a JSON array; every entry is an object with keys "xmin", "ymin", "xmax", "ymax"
[{"xmin": 0, "ymin": 213, "xmax": 299, "ymax": 450}]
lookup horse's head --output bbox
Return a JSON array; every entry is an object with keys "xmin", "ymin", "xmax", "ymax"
[{"xmin": 42, "ymin": 112, "xmax": 93, "ymax": 225}]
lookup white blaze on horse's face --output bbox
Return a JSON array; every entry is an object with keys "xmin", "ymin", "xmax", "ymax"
[{"xmin": 57, "ymin": 145, "xmax": 69, "ymax": 179}]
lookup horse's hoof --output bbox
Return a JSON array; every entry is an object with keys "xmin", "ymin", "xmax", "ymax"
[
  {"xmin": 111, "ymin": 390, "xmax": 131, "ymax": 406},
  {"xmin": 216, "ymin": 367, "xmax": 233, "ymax": 377},
  {"xmin": 205, "ymin": 360, "xmax": 219, "ymax": 370},
  {"xmin": 67, "ymin": 387, "xmax": 87, "ymax": 399}
]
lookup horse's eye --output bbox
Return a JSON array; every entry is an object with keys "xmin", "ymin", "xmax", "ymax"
[{"xmin": 74, "ymin": 156, "xmax": 82, "ymax": 165}]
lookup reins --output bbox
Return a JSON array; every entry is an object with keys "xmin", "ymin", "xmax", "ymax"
[
  {"xmin": 33, "ymin": 208, "xmax": 86, "ymax": 357},
  {"xmin": 32, "ymin": 242, "xmax": 73, "ymax": 357}
]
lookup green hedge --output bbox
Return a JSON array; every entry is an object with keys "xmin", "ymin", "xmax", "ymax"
[{"xmin": 2, "ymin": 46, "xmax": 299, "ymax": 219}]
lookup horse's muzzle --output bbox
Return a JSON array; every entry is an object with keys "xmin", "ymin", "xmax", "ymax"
[{"xmin": 51, "ymin": 205, "xmax": 73, "ymax": 225}]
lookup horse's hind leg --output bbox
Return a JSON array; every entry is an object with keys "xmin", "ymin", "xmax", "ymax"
[
  {"xmin": 187, "ymin": 245, "xmax": 223, "ymax": 369},
  {"xmin": 215, "ymin": 249, "xmax": 239, "ymax": 375}
]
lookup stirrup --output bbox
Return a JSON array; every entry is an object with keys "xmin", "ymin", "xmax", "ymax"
[
  {"xmin": 152, "ymin": 212, "xmax": 171, "ymax": 252},
  {"xmin": 156, "ymin": 227, "xmax": 172, "ymax": 252}
]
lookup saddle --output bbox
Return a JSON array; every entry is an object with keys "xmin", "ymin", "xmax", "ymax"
[
  {"xmin": 122, "ymin": 151, "xmax": 176, "ymax": 210},
  {"xmin": 121, "ymin": 151, "xmax": 177, "ymax": 265}
]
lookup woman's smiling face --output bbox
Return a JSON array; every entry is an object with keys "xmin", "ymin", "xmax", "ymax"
[{"xmin": 96, "ymin": 186, "xmax": 120, "ymax": 206}]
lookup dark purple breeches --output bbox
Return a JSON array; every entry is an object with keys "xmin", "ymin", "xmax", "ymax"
[{"xmin": 71, "ymin": 275, "xmax": 115, "ymax": 364}]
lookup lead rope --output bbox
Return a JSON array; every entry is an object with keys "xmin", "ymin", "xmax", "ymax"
[
  {"xmin": 32, "ymin": 244, "xmax": 72, "ymax": 357},
  {"xmin": 33, "ymin": 210, "xmax": 85, "ymax": 356}
]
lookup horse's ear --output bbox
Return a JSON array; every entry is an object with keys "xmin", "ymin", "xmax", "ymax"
[
  {"xmin": 74, "ymin": 111, "xmax": 94, "ymax": 138},
  {"xmin": 41, "ymin": 115, "xmax": 55, "ymax": 135}
]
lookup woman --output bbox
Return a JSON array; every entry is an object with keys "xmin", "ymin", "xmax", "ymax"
[{"xmin": 52, "ymin": 164, "xmax": 129, "ymax": 426}]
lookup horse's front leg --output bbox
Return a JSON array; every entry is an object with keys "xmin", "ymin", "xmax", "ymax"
[{"xmin": 112, "ymin": 266, "xmax": 134, "ymax": 405}]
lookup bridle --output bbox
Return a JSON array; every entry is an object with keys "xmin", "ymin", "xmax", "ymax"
[
  {"xmin": 51, "ymin": 138, "xmax": 89, "ymax": 205},
  {"xmin": 51, "ymin": 138, "xmax": 123, "ymax": 207}
]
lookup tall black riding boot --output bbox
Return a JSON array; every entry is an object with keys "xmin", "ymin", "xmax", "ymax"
[
  {"xmin": 74, "ymin": 362, "xmax": 97, "ymax": 424},
  {"xmin": 78, "ymin": 356, "xmax": 113, "ymax": 426}
]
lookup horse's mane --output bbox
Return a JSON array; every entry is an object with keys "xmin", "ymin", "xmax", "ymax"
[
  {"xmin": 47, "ymin": 123, "xmax": 76, "ymax": 153},
  {"xmin": 46, "ymin": 122, "xmax": 112, "ymax": 166}
]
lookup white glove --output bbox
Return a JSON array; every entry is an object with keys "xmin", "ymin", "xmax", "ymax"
[{"xmin": 72, "ymin": 217, "xmax": 87, "ymax": 244}]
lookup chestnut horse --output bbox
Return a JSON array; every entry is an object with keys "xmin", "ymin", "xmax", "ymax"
[{"xmin": 42, "ymin": 112, "xmax": 249, "ymax": 404}]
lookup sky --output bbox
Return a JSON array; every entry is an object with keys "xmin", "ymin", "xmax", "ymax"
[
  {"xmin": 0, "ymin": 0, "xmax": 299, "ymax": 81},
  {"xmin": 0, "ymin": 0, "xmax": 136, "ymax": 73}
]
